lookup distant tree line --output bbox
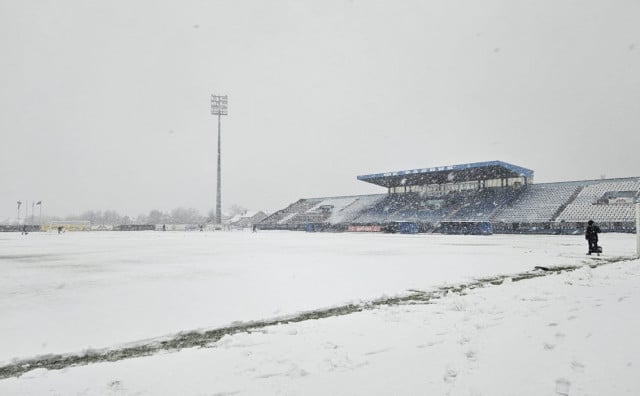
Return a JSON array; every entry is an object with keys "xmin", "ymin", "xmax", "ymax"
[{"xmin": 45, "ymin": 205, "xmax": 249, "ymax": 225}]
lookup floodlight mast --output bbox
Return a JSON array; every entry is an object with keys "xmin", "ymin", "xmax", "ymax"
[
  {"xmin": 211, "ymin": 95, "xmax": 228, "ymax": 225},
  {"xmin": 16, "ymin": 201, "xmax": 22, "ymax": 225}
]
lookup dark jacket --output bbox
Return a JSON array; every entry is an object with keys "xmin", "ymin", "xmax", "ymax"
[{"xmin": 585, "ymin": 224, "xmax": 601, "ymax": 241}]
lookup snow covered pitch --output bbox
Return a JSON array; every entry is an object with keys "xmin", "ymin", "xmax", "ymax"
[{"xmin": 1, "ymin": 231, "xmax": 639, "ymax": 395}]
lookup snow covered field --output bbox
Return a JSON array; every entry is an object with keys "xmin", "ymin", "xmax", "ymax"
[{"xmin": 1, "ymin": 231, "xmax": 638, "ymax": 395}]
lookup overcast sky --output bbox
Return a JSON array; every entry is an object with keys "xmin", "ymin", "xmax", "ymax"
[{"xmin": 1, "ymin": 0, "xmax": 639, "ymax": 220}]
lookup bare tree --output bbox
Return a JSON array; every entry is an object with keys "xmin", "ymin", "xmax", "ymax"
[{"xmin": 169, "ymin": 207, "xmax": 204, "ymax": 224}]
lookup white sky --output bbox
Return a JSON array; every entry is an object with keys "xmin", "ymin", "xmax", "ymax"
[{"xmin": 1, "ymin": 0, "xmax": 639, "ymax": 219}]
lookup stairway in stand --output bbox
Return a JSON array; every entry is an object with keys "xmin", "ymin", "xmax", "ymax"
[{"xmin": 551, "ymin": 186, "xmax": 584, "ymax": 221}]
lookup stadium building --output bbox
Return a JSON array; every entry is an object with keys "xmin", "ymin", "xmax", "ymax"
[{"xmin": 259, "ymin": 160, "xmax": 640, "ymax": 234}]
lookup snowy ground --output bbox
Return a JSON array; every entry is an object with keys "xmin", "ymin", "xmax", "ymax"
[{"xmin": 0, "ymin": 231, "xmax": 638, "ymax": 395}]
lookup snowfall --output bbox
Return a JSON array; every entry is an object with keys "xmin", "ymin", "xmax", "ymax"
[{"xmin": 1, "ymin": 231, "xmax": 639, "ymax": 395}]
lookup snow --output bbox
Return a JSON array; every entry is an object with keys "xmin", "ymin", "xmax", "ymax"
[{"xmin": 0, "ymin": 231, "xmax": 639, "ymax": 395}]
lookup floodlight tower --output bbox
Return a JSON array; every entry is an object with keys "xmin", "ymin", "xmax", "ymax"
[
  {"xmin": 211, "ymin": 95, "xmax": 228, "ymax": 225},
  {"xmin": 16, "ymin": 201, "xmax": 22, "ymax": 225}
]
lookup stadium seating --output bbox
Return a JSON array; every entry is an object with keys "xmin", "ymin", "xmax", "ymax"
[
  {"xmin": 555, "ymin": 180, "xmax": 640, "ymax": 222},
  {"xmin": 352, "ymin": 192, "xmax": 449, "ymax": 223},
  {"xmin": 446, "ymin": 188, "xmax": 520, "ymax": 221},
  {"xmin": 261, "ymin": 195, "xmax": 388, "ymax": 227},
  {"xmin": 325, "ymin": 195, "xmax": 386, "ymax": 225},
  {"xmin": 351, "ymin": 189, "xmax": 519, "ymax": 223},
  {"xmin": 260, "ymin": 177, "xmax": 640, "ymax": 231},
  {"xmin": 260, "ymin": 199, "xmax": 323, "ymax": 226},
  {"xmin": 492, "ymin": 183, "xmax": 581, "ymax": 223}
]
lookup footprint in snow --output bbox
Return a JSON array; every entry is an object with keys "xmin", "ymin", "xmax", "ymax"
[
  {"xmin": 287, "ymin": 367, "xmax": 309, "ymax": 378},
  {"xmin": 256, "ymin": 372, "xmax": 281, "ymax": 379},
  {"xmin": 320, "ymin": 354, "xmax": 367, "ymax": 372},
  {"xmin": 555, "ymin": 378, "xmax": 571, "ymax": 395},
  {"xmin": 417, "ymin": 340, "xmax": 444, "ymax": 348},
  {"xmin": 323, "ymin": 342, "xmax": 339, "ymax": 350},
  {"xmin": 543, "ymin": 342, "xmax": 556, "ymax": 351},
  {"xmin": 107, "ymin": 380, "xmax": 124, "ymax": 391},
  {"xmin": 571, "ymin": 360, "xmax": 585, "ymax": 373},
  {"xmin": 364, "ymin": 348, "xmax": 391, "ymax": 356},
  {"xmin": 443, "ymin": 368, "xmax": 458, "ymax": 383}
]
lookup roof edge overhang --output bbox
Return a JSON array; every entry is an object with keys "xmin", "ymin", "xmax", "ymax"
[{"xmin": 357, "ymin": 160, "xmax": 534, "ymax": 188}]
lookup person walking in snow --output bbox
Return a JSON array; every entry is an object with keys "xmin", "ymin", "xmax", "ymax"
[{"xmin": 585, "ymin": 220, "xmax": 601, "ymax": 255}]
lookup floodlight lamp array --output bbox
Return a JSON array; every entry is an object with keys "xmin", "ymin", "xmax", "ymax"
[{"xmin": 210, "ymin": 95, "xmax": 228, "ymax": 115}]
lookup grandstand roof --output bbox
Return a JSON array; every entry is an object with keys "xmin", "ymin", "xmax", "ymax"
[{"xmin": 357, "ymin": 160, "xmax": 534, "ymax": 188}]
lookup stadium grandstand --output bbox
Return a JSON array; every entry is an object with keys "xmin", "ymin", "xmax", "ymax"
[{"xmin": 259, "ymin": 160, "xmax": 640, "ymax": 234}]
